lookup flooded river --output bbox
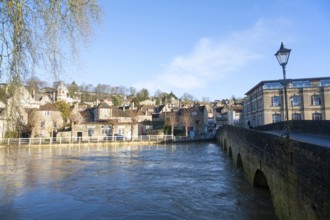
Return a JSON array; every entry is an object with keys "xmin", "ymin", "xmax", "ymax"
[{"xmin": 0, "ymin": 143, "xmax": 276, "ymax": 219}]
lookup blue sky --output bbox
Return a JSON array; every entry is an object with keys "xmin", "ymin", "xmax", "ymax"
[{"xmin": 60, "ymin": 0, "xmax": 330, "ymax": 101}]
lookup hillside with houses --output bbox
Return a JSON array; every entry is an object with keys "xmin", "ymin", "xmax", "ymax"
[{"xmin": 0, "ymin": 81, "xmax": 243, "ymax": 140}]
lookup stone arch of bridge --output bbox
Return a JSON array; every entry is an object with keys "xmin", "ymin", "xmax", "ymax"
[
  {"xmin": 253, "ymin": 169, "xmax": 270, "ymax": 189},
  {"xmin": 223, "ymin": 138, "xmax": 227, "ymax": 151},
  {"xmin": 228, "ymin": 146, "xmax": 233, "ymax": 159},
  {"xmin": 237, "ymin": 153, "xmax": 243, "ymax": 169}
]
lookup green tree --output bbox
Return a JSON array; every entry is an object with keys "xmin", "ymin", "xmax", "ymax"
[
  {"xmin": 55, "ymin": 101, "xmax": 71, "ymax": 122},
  {"xmin": 112, "ymin": 95, "xmax": 122, "ymax": 107},
  {"xmin": 68, "ymin": 81, "xmax": 79, "ymax": 97},
  {"xmin": 0, "ymin": 87, "xmax": 7, "ymax": 103},
  {"xmin": 168, "ymin": 91, "xmax": 178, "ymax": 99},
  {"xmin": 137, "ymin": 88, "xmax": 149, "ymax": 101},
  {"xmin": 132, "ymin": 97, "xmax": 141, "ymax": 109},
  {"xmin": 155, "ymin": 97, "xmax": 161, "ymax": 105}
]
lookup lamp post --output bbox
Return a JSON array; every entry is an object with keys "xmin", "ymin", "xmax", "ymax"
[
  {"xmin": 290, "ymin": 95, "xmax": 294, "ymax": 120},
  {"xmin": 275, "ymin": 42, "xmax": 291, "ymax": 138}
]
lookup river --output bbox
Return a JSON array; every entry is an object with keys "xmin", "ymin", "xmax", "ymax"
[{"xmin": 0, "ymin": 143, "xmax": 276, "ymax": 219}]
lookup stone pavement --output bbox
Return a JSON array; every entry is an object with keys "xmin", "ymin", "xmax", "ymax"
[{"xmin": 263, "ymin": 131, "xmax": 330, "ymax": 148}]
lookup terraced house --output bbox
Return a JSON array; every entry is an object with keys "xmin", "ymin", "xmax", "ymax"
[{"xmin": 243, "ymin": 77, "xmax": 330, "ymax": 127}]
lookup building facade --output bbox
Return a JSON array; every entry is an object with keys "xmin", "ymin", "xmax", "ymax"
[
  {"xmin": 29, "ymin": 103, "xmax": 64, "ymax": 138},
  {"xmin": 243, "ymin": 77, "xmax": 330, "ymax": 127}
]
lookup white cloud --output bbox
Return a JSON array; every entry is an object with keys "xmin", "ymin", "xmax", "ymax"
[{"xmin": 135, "ymin": 18, "xmax": 292, "ymax": 95}]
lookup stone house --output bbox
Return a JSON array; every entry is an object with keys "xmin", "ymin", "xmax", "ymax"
[
  {"xmin": 29, "ymin": 103, "xmax": 64, "ymax": 138},
  {"xmin": 94, "ymin": 101, "xmax": 112, "ymax": 121},
  {"xmin": 177, "ymin": 105, "xmax": 208, "ymax": 135},
  {"xmin": 33, "ymin": 91, "xmax": 52, "ymax": 105},
  {"xmin": 153, "ymin": 104, "xmax": 172, "ymax": 122},
  {"xmin": 0, "ymin": 85, "xmax": 40, "ymax": 137},
  {"xmin": 72, "ymin": 122, "xmax": 111, "ymax": 140},
  {"xmin": 75, "ymin": 102, "xmax": 140, "ymax": 139},
  {"xmin": 243, "ymin": 77, "xmax": 330, "ymax": 127}
]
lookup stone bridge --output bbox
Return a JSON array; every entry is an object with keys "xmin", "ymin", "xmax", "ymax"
[{"xmin": 216, "ymin": 125, "xmax": 330, "ymax": 220}]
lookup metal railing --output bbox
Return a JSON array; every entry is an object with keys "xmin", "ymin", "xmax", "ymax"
[
  {"xmin": 0, "ymin": 134, "xmax": 215, "ymax": 146},
  {"xmin": 0, "ymin": 135, "xmax": 175, "ymax": 146}
]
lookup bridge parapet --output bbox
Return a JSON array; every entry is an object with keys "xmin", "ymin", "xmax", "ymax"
[
  {"xmin": 216, "ymin": 125, "xmax": 330, "ymax": 220},
  {"xmin": 254, "ymin": 120, "xmax": 330, "ymax": 136}
]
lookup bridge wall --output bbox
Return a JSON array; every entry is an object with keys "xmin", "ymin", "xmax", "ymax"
[
  {"xmin": 216, "ymin": 125, "xmax": 330, "ymax": 220},
  {"xmin": 254, "ymin": 120, "xmax": 330, "ymax": 136}
]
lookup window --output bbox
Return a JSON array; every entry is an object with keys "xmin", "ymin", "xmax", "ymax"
[
  {"xmin": 101, "ymin": 126, "xmax": 112, "ymax": 136},
  {"xmin": 271, "ymin": 96, "xmax": 281, "ymax": 106},
  {"xmin": 311, "ymin": 95, "xmax": 321, "ymax": 106},
  {"xmin": 88, "ymin": 128, "xmax": 94, "ymax": 137},
  {"xmin": 291, "ymin": 95, "xmax": 301, "ymax": 106},
  {"xmin": 320, "ymin": 79, "xmax": 330, "ymax": 86},
  {"xmin": 263, "ymin": 82, "xmax": 283, "ymax": 89},
  {"xmin": 292, "ymin": 80, "xmax": 310, "ymax": 88},
  {"xmin": 41, "ymin": 121, "xmax": 45, "ymax": 128},
  {"xmin": 53, "ymin": 121, "xmax": 57, "ymax": 128},
  {"xmin": 312, "ymin": 112, "xmax": 322, "ymax": 120},
  {"xmin": 272, "ymin": 113, "xmax": 281, "ymax": 123},
  {"xmin": 292, "ymin": 113, "xmax": 302, "ymax": 120},
  {"xmin": 257, "ymin": 98, "xmax": 263, "ymax": 109}
]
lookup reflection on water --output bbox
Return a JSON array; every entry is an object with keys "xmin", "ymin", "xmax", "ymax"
[{"xmin": 0, "ymin": 143, "xmax": 276, "ymax": 219}]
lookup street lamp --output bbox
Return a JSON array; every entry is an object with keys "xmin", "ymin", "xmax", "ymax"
[
  {"xmin": 275, "ymin": 42, "xmax": 291, "ymax": 138},
  {"xmin": 290, "ymin": 95, "xmax": 294, "ymax": 120}
]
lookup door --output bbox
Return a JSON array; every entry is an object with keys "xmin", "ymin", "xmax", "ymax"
[{"xmin": 77, "ymin": 132, "xmax": 82, "ymax": 142}]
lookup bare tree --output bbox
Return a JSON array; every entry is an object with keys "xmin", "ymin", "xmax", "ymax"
[
  {"xmin": 129, "ymin": 86, "xmax": 136, "ymax": 96},
  {"xmin": 25, "ymin": 76, "xmax": 47, "ymax": 93},
  {"xmin": 202, "ymin": 96, "xmax": 210, "ymax": 103},
  {"xmin": 0, "ymin": 1, "xmax": 101, "ymax": 136},
  {"xmin": 166, "ymin": 110, "xmax": 177, "ymax": 137},
  {"xmin": 180, "ymin": 108, "xmax": 191, "ymax": 137},
  {"xmin": 129, "ymin": 107, "xmax": 141, "ymax": 140},
  {"xmin": 154, "ymin": 89, "xmax": 163, "ymax": 98},
  {"xmin": 181, "ymin": 93, "xmax": 194, "ymax": 101},
  {"xmin": 1, "ymin": 1, "xmax": 101, "ymax": 81},
  {"xmin": 69, "ymin": 105, "xmax": 83, "ymax": 128}
]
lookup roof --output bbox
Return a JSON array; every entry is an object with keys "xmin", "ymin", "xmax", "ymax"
[
  {"xmin": 98, "ymin": 102, "xmax": 111, "ymax": 108},
  {"xmin": 215, "ymin": 106, "xmax": 224, "ymax": 113},
  {"xmin": 38, "ymin": 103, "xmax": 59, "ymax": 111},
  {"xmin": 245, "ymin": 76, "xmax": 330, "ymax": 95},
  {"xmin": 81, "ymin": 108, "xmax": 94, "ymax": 122},
  {"xmin": 141, "ymin": 105, "xmax": 155, "ymax": 111},
  {"xmin": 111, "ymin": 108, "xmax": 143, "ymax": 118},
  {"xmin": 231, "ymin": 105, "xmax": 243, "ymax": 112}
]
